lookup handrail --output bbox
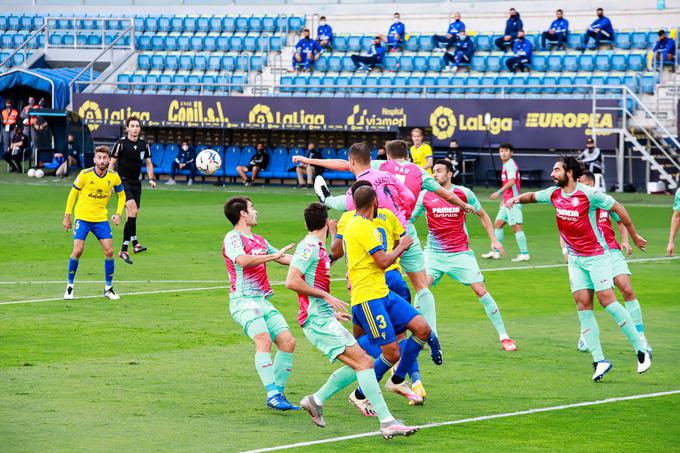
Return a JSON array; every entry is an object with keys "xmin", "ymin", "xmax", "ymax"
[{"xmin": 0, "ymin": 23, "xmax": 47, "ymax": 68}]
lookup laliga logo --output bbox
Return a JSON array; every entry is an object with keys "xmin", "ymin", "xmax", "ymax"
[
  {"xmin": 78, "ymin": 100, "xmax": 102, "ymax": 131},
  {"xmin": 430, "ymin": 106, "xmax": 457, "ymax": 140},
  {"xmin": 249, "ymin": 104, "xmax": 275, "ymax": 124}
]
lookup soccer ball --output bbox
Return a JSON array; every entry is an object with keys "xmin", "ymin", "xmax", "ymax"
[
  {"xmin": 196, "ymin": 149, "xmax": 222, "ymax": 175},
  {"xmin": 34, "ymin": 169, "xmax": 44, "ymax": 178},
  {"xmin": 27, "ymin": 168, "xmax": 36, "ymax": 177}
]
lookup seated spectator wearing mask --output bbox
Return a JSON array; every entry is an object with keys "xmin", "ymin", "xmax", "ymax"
[
  {"xmin": 166, "ymin": 138, "xmax": 197, "ymax": 185},
  {"xmin": 296, "ymin": 142, "xmax": 323, "ymax": 188},
  {"xmin": 383, "ymin": 12, "xmax": 405, "ymax": 52},
  {"xmin": 56, "ymin": 134, "xmax": 80, "ymax": 177},
  {"xmin": 237, "ymin": 142, "xmax": 269, "ymax": 186},
  {"xmin": 3, "ymin": 124, "xmax": 29, "ymax": 173},
  {"xmin": 495, "ymin": 8, "xmax": 523, "ymax": 52},
  {"xmin": 432, "ymin": 12, "xmax": 465, "ymax": 51},
  {"xmin": 316, "ymin": 16, "xmax": 333, "ymax": 49},
  {"xmin": 443, "ymin": 30, "xmax": 475, "ymax": 72}
]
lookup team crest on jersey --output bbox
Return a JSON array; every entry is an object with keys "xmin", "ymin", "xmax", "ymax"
[
  {"xmin": 139, "ymin": 152, "xmax": 145, "ymax": 161},
  {"xmin": 300, "ymin": 245, "xmax": 313, "ymax": 261},
  {"xmin": 229, "ymin": 236, "xmax": 240, "ymax": 250},
  {"xmin": 571, "ymin": 197, "xmax": 579, "ymax": 207},
  {"xmin": 373, "ymin": 229, "xmax": 383, "ymax": 243}
]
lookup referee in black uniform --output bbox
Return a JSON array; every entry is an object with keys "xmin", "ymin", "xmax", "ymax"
[{"xmin": 108, "ymin": 116, "xmax": 156, "ymax": 264}]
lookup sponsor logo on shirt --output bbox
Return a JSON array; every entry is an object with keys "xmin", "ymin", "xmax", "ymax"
[
  {"xmin": 432, "ymin": 206, "xmax": 461, "ymax": 217},
  {"xmin": 556, "ymin": 207, "xmax": 579, "ymax": 221}
]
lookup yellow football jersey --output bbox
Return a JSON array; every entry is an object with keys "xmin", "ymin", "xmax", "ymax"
[
  {"xmin": 342, "ymin": 214, "xmax": 390, "ymax": 306},
  {"xmin": 67, "ymin": 168, "xmax": 125, "ymax": 222},
  {"xmin": 409, "ymin": 143, "xmax": 433, "ymax": 174},
  {"xmin": 337, "ymin": 208, "xmax": 404, "ymax": 272}
]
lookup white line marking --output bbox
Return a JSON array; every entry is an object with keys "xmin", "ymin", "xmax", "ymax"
[
  {"xmin": 0, "ymin": 280, "xmax": 228, "ymax": 285},
  {"xmin": 243, "ymin": 389, "xmax": 680, "ymax": 453}
]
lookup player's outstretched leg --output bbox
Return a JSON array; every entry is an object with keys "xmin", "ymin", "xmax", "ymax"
[
  {"xmin": 473, "ymin": 285, "xmax": 517, "ymax": 351},
  {"xmin": 302, "ymin": 366, "xmax": 357, "ymax": 427},
  {"xmin": 615, "ymin": 274, "xmax": 651, "ymax": 351},
  {"xmin": 511, "ymin": 226, "xmax": 530, "ymax": 262},
  {"xmin": 576, "ymin": 308, "xmax": 611, "ymax": 381},
  {"xmin": 272, "ymin": 330, "xmax": 296, "ymax": 396},
  {"xmin": 313, "ymin": 175, "xmax": 332, "ymax": 204},
  {"xmin": 602, "ymin": 299, "xmax": 651, "ymax": 374}
]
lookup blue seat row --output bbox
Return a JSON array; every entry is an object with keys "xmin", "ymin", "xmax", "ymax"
[
  {"xmin": 117, "ymin": 72, "xmax": 247, "ymax": 94},
  {"xmin": 47, "ymin": 33, "xmax": 131, "ymax": 47},
  {"xmin": 136, "ymin": 33, "xmax": 283, "ymax": 52},
  {"xmin": 314, "ymin": 52, "xmax": 648, "ymax": 73},
  {"xmin": 133, "ymin": 15, "xmax": 305, "ymax": 34},
  {"xmin": 280, "ymin": 73, "xmax": 654, "ymax": 95},
  {"xmin": 0, "ymin": 51, "xmax": 31, "ymax": 67},
  {"xmin": 137, "ymin": 53, "xmax": 265, "ymax": 72},
  {"xmin": 0, "ymin": 15, "xmax": 44, "ymax": 32}
]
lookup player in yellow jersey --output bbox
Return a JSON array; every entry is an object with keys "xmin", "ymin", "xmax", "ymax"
[
  {"xmin": 342, "ymin": 183, "xmax": 434, "ymax": 409},
  {"xmin": 409, "ymin": 128, "xmax": 433, "ymax": 174},
  {"xmin": 63, "ymin": 146, "xmax": 126, "ymax": 300}
]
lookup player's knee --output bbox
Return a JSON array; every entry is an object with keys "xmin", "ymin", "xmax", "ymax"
[
  {"xmin": 621, "ymin": 286, "xmax": 635, "ymax": 301},
  {"xmin": 104, "ymin": 247, "xmax": 114, "ymax": 259},
  {"xmin": 357, "ymin": 353, "xmax": 374, "ymax": 371},
  {"xmin": 72, "ymin": 247, "xmax": 83, "ymax": 259},
  {"xmin": 277, "ymin": 333, "xmax": 296, "ymax": 352},
  {"xmin": 412, "ymin": 316, "xmax": 432, "ymax": 341},
  {"xmin": 382, "ymin": 344, "xmax": 401, "ymax": 364},
  {"xmin": 253, "ymin": 333, "xmax": 272, "ymax": 351}
]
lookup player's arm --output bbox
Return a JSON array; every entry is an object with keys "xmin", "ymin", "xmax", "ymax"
[
  {"xmin": 108, "ymin": 157, "xmax": 118, "ymax": 171},
  {"xmin": 63, "ymin": 185, "xmax": 80, "ymax": 231},
  {"xmin": 145, "ymin": 144, "xmax": 156, "ymax": 188},
  {"xmin": 370, "ymin": 234, "xmax": 413, "ymax": 269},
  {"xmin": 667, "ymin": 210, "xmax": 680, "ymax": 256},
  {"xmin": 235, "ymin": 243, "xmax": 295, "ymax": 267},
  {"xmin": 422, "ymin": 155, "xmax": 433, "ymax": 171},
  {"xmin": 410, "ymin": 192, "xmax": 425, "ymax": 223},
  {"xmin": 113, "ymin": 182, "xmax": 126, "ymax": 225},
  {"xmin": 609, "ymin": 202, "xmax": 646, "ymax": 251},
  {"xmin": 490, "ymin": 177, "xmax": 516, "ymax": 200},
  {"xmin": 614, "ymin": 214, "xmax": 632, "ymax": 255},
  {"xmin": 434, "ymin": 187, "xmax": 475, "ymax": 213},
  {"xmin": 559, "ymin": 236, "xmax": 568, "ymax": 263},
  {"xmin": 505, "ymin": 191, "xmax": 537, "ymax": 208},
  {"xmin": 108, "ymin": 141, "xmax": 120, "ymax": 171},
  {"xmin": 476, "ymin": 207, "xmax": 505, "ymax": 255},
  {"xmin": 292, "ymin": 155, "xmax": 349, "ymax": 171},
  {"xmin": 285, "ymin": 266, "xmax": 348, "ymax": 313}
]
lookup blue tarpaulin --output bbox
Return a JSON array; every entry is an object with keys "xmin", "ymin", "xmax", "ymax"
[{"xmin": 0, "ymin": 67, "xmax": 99, "ymax": 109}]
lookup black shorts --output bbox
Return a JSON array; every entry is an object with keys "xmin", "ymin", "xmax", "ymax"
[{"xmin": 122, "ymin": 179, "xmax": 142, "ymax": 207}]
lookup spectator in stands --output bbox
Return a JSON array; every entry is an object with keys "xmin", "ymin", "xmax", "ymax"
[
  {"xmin": 351, "ymin": 36, "xmax": 386, "ymax": 72},
  {"xmin": 2, "ymin": 99, "xmax": 19, "ymax": 153},
  {"xmin": 443, "ymin": 30, "xmax": 475, "ymax": 72},
  {"xmin": 432, "ymin": 12, "xmax": 465, "ymax": 50},
  {"xmin": 166, "ymin": 138, "xmax": 196, "ymax": 186},
  {"xmin": 382, "ymin": 12, "xmax": 405, "ymax": 52},
  {"xmin": 653, "ymin": 30, "xmax": 676, "ymax": 68},
  {"xmin": 541, "ymin": 9, "xmax": 569, "ymax": 50},
  {"xmin": 579, "ymin": 137, "xmax": 603, "ymax": 174},
  {"xmin": 56, "ymin": 134, "xmax": 79, "ymax": 177},
  {"xmin": 316, "ymin": 16, "xmax": 333, "ymax": 49},
  {"xmin": 237, "ymin": 142, "xmax": 269, "ymax": 186},
  {"xmin": 375, "ymin": 145, "xmax": 387, "ymax": 160},
  {"xmin": 409, "ymin": 128, "xmax": 433, "ymax": 174},
  {"xmin": 291, "ymin": 29, "xmax": 323, "ymax": 72},
  {"xmin": 495, "ymin": 8, "xmax": 523, "ymax": 52},
  {"xmin": 3, "ymin": 124, "xmax": 28, "ymax": 173},
  {"xmin": 506, "ymin": 30, "xmax": 533, "ymax": 72},
  {"xmin": 446, "ymin": 139, "xmax": 463, "ymax": 184},
  {"xmin": 20, "ymin": 96, "xmax": 35, "ymax": 127},
  {"xmin": 581, "ymin": 8, "xmax": 614, "ymax": 50},
  {"xmin": 295, "ymin": 142, "xmax": 322, "ymax": 188}
]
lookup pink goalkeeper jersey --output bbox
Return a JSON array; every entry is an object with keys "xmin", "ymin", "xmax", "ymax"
[
  {"xmin": 344, "ymin": 168, "xmax": 415, "ymax": 229},
  {"xmin": 378, "ymin": 159, "xmax": 429, "ymax": 199},
  {"xmin": 535, "ymin": 183, "xmax": 616, "ymax": 257},
  {"xmin": 222, "ymin": 230, "xmax": 275, "ymax": 299}
]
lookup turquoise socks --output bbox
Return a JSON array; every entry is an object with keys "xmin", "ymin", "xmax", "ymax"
[
  {"xmin": 314, "ymin": 365, "xmax": 357, "ymax": 404},
  {"xmin": 325, "ymin": 195, "xmax": 348, "ymax": 212},
  {"xmin": 479, "ymin": 292, "xmax": 508, "ymax": 337},
  {"xmin": 605, "ymin": 301, "xmax": 646, "ymax": 352},
  {"xmin": 414, "ymin": 288, "xmax": 437, "ymax": 335},
  {"xmin": 273, "ymin": 351, "xmax": 294, "ymax": 393},
  {"xmin": 356, "ymin": 369, "xmax": 394, "ymax": 422},
  {"xmin": 577, "ymin": 310, "xmax": 605, "ymax": 362},
  {"xmin": 515, "ymin": 231, "xmax": 529, "ymax": 254},
  {"xmin": 625, "ymin": 299, "xmax": 645, "ymax": 333},
  {"xmin": 494, "ymin": 228, "xmax": 504, "ymax": 245},
  {"xmin": 254, "ymin": 352, "xmax": 278, "ymax": 397}
]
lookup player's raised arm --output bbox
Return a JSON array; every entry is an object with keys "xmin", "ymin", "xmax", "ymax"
[
  {"xmin": 505, "ymin": 191, "xmax": 537, "ymax": 208},
  {"xmin": 609, "ymin": 202, "xmax": 646, "ymax": 251},
  {"xmin": 292, "ymin": 155, "xmax": 350, "ymax": 171},
  {"xmin": 433, "ymin": 186, "xmax": 475, "ymax": 213}
]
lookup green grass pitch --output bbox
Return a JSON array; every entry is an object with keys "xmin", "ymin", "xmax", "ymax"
[{"xmin": 1, "ymin": 173, "xmax": 679, "ymax": 452}]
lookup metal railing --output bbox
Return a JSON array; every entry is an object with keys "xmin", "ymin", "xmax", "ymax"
[
  {"xmin": 44, "ymin": 17, "xmax": 135, "ymax": 50},
  {"xmin": 71, "ymin": 80, "xmax": 248, "ymax": 96}
]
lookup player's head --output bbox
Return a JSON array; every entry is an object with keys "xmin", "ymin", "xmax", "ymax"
[
  {"xmin": 320, "ymin": 16, "xmax": 327, "ymax": 24},
  {"xmin": 350, "ymin": 179, "xmax": 373, "ymax": 195},
  {"xmin": 377, "ymin": 145, "xmax": 386, "ymax": 156},
  {"xmin": 393, "ymin": 12, "xmax": 400, "ymax": 22},
  {"xmin": 93, "ymin": 145, "xmax": 110, "ymax": 170},
  {"xmin": 256, "ymin": 142, "xmax": 266, "ymax": 153},
  {"xmin": 596, "ymin": 7, "xmax": 604, "ymax": 17},
  {"xmin": 304, "ymin": 202, "xmax": 328, "ymax": 232},
  {"xmin": 552, "ymin": 155, "xmax": 585, "ymax": 187},
  {"xmin": 411, "ymin": 128, "xmax": 424, "ymax": 146},
  {"xmin": 373, "ymin": 36, "xmax": 382, "ymax": 46},
  {"xmin": 385, "ymin": 140, "xmax": 408, "ymax": 160},
  {"xmin": 433, "ymin": 159, "xmax": 454, "ymax": 186},
  {"xmin": 125, "ymin": 116, "xmax": 141, "ymax": 139},
  {"xmin": 181, "ymin": 138, "xmax": 191, "ymax": 150},
  {"xmin": 586, "ymin": 137, "xmax": 595, "ymax": 149},
  {"xmin": 658, "ymin": 29, "xmax": 666, "ymax": 40},
  {"xmin": 449, "ymin": 139, "xmax": 458, "ymax": 148},
  {"xmin": 579, "ymin": 170, "xmax": 596, "ymax": 187},
  {"xmin": 499, "ymin": 143, "xmax": 514, "ymax": 162},
  {"xmin": 556, "ymin": 9, "xmax": 563, "ymax": 18},
  {"xmin": 454, "ymin": 12, "xmax": 461, "ymax": 21},
  {"xmin": 303, "ymin": 28, "xmax": 310, "ymax": 39},
  {"xmin": 224, "ymin": 196, "xmax": 256, "ymax": 226},
  {"xmin": 509, "ymin": 7, "xmax": 517, "ymax": 16},
  {"xmin": 348, "ymin": 143, "xmax": 371, "ymax": 174},
  {"xmin": 353, "ymin": 184, "xmax": 378, "ymax": 217}
]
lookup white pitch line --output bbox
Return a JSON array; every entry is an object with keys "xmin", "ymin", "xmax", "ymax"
[{"xmin": 243, "ymin": 389, "xmax": 680, "ymax": 453}]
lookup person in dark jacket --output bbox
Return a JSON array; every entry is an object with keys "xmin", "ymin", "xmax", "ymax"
[
  {"xmin": 167, "ymin": 138, "xmax": 196, "ymax": 185},
  {"xmin": 3, "ymin": 124, "xmax": 28, "ymax": 173},
  {"xmin": 541, "ymin": 9, "xmax": 569, "ymax": 50},
  {"xmin": 237, "ymin": 142, "xmax": 269, "ymax": 186},
  {"xmin": 295, "ymin": 142, "xmax": 323, "ymax": 188},
  {"xmin": 316, "ymin": 16, "xmax": 333, "ymax": 49},
  {"xmin": 505, "ymin": 30, "xmax": 533, "ymax": 72},
  {"xmin": 495, "ymin": 8, "xmax": 523, "ymax": 51},
  {"xmin": 432, "ymin": 12, "xmax": 465, "ymax": 50},
  {"xmin": 443, "ymin": 30, "xmax": 475, "ymax": 72},
  {"xmin": 653, "ymin": 30, "xmax": 676, "ymax": 68},
  {"xmin": 351, "ymin": 36, "xmax": 387, "ymax": 71},
  {"xmin": 581, "ymin": 8, "xmax": 614, "ymax": 50}
]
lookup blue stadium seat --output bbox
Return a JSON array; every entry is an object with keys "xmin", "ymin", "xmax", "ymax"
[
  {"xmin": 87, "ymin": 34, "xmax": 102, "ymax": 46},
  {"xmin": 144, "ymin": 144, "xmax": 164, "ymax": 175},
  {"xmin": 383, "ymin": 55, "xmax": 399, "ymax": 72},
  {"xmin": 179, "ymin": 54, "xmax": 193, "ymax": 71},
  {"xmin": 269, "ymin": 36, "xmax": 283, "ymax": 52},
  {"xmin": 418, "ymin": 35, "xmax": 433, "ymax": 51},
  {"xmin": 400, "ymin": 56, "xmax": 414, "ymax": 72},
  {"xmin": 320, "ymin": 76, "xmax": 335, "ymax": 94},
  {"xmin": 376, "ymin": 76, "xmax": 392, "ymax": 94},
  {"xmin": 567, "ymin": 33, "xmax": 583, "ymax": 49},
  {"xmin": 138, "ymin": 53, "xmax": 151, "ymax": 71},
  {"xmin": 201, "ymin": 74, "xmax": 217, "ymax": 93},
  {"xmin": 221, "ymin": 55, "xmax": 236, "ymax": 71},
  {"xmin": 146, "ymin": 16, "xmax": 159, "ymax": 33},
  {"xmin": 423, "ymin": 75, "xmax": 437, "ymax": 94},
  {"xmin": 170, "ymin": 17, "xmax": 184, "ymax": 33},
  {"xmin": 557, "ymin": 76, "xmax": 574, "ymax": 94},
  {"xmin": 143, "ymin": 74, "xmax": 158, "ymax": 93},
  {"xmin": 526, "ymin": 76, "xmax": 542, "ymax": 94},
  {"xmin": 542, "ymin": 75, "xmax": 558, "ymax": 94},
  {"xmin": 184, "ymin": 17, "xmax": 197, "ymax": 33},
  {"xmin": 631, "ymin": 32, "xmax": 647, "ymax": 49},
  {"xmin": 627, "ymin": 54, "xmax": 644, "ymax": 71},
  {"xmin": 0, "ymin": 16, "xmax": 9, "ymax": 31},
  {"xmin": 235, "ymin": 16, "xmax": 249, "ymax": 33},
  {"xmin": 165, "ymin": 35, "xmax": 178, "ymax": 51},
  {"xmin": 19, "ymin": 15, "xmax": 32, "ymax": 30},
  {"xmin": 197, "ymin": 16, "xmax": 210, "ymax": 32},
  {"xmin": 413, "ymin": 55, "xmax": 428, "ymax": 71},
  {"xmin": 347, "ymin": 36, "xmax": 361, "ymax": 52},
  {"xmin": 223, "ymin": 146, "xmax": 241, "ymax": 177},
  {"xmin": 562, "ymin": 54, "xmax": 578, "ymax": 72},
  {"xmin": 151, "ymin": 54, "xmax": 164, "ymax": 70},
  {"xmin": 308, "ymin": 76, "xmax": 323, "ymax": 94},
  {"xmin": 159, "ymin": 144, "xmax": 179, "ymax": 174},
  {"xmin": 471, "ymin": 55, "xmax": 486, "ymax": 72},
  {"xmin": 407, "ymin": 76, "xmax": 422, "ymax": 94},
  {"xmin": 321, "ymin": 147, "xmax": 336, "ymax": 160},
  {"xmin": 594, "ymin": 54, "xmax": 610, "ymax": 71},
  {"xmin": 546, "ymin": 54, "xmax": 562, "ymax": 72},
  {"xmin": 63, "ymin": 34, "xmax": 75, "ymax": 46},
  {"xmin": 532, "ymin": 54, "xmax": 547, "ymax": 72},
  {"xmin": 194, "ymin": 55, "xmax": 208, "ymax": 71},
  {"xmin": 171, "ymin": 74, "xmax": 187, "ymax": 93},
  {"xmin": 186, "ymin": 74, "xmax": 201, "ymax": 94},
  {"xmin": 239, "ymin": 146, "xmax": 255, "ymax": 167},
  {"xmin": 333, "ymin": 36, "xmax": 348, "ymax": 52},
  {"xmin": 117, "ymin": 73, "xmax": 131, "ymax": 92},
  {"xmin": 250, "ymin": 55, "xmax": 264, "ymax": 71},
  {"xmin": 476, "ymin": 35, "xmax": 493, "ymax": 51},
  {"xmin": 405, "ymin": 36, "xmax": 419, "ymax": 51},
  {"xmin": 288, "ymin": 16, "xmax": 305, "ymax": 32},
  {"xmin": 641, "ymin": 73, "xmax": 656, "ymax": 94},
  {"xmin": 229, "ymin": 35, "xmax": 244, "ymax": 52},
  {"xmin": 315, "ymin": 56, "xmax": 329, "ymax": 72},
  {"xmin": 130, "ymin": 74, "xmax": 144, "ymax": 92},
  {"xmin": 611, "ymin": 54, "xmax": 627, "ymax": 71},
  {"xmin": 464, "ymin": 76, "xmax": 480, "ymax": 94},
  {"xmin": 261, "ymin": 147, "xmax": 289, "ymax": 179},
  {"xmin": 208, "ymin": 17, "xmax": 222, "ymax": 33},
  {"xmin": 150, "ymin": 35, "xmax": 164, "ymax": 50},
  {"xmin": 486, "ymin": 55, "xmax": 501, "ymax": 72},
  {"xmin": 573, "ymin": 75, "xmax": 590, "ymax": 94},
  {"xmin": 158, "ymin": 16, "xmax": 171, "ymax": 33},
  {"xmin": 262, "ymin": 16, "xmax": 276, "ymax": 33},
  {"xmin": 165, "ymin": 54, "xmax": 179, "ymax": 71},
  {"xmin": 427, "ymin": 56, "xmax": 443, "ymax": 72},
  {"xmin": 207, "ymin": 55, "xmax": 221, "ymax": 71},
  {"xmin": 341, "ymin": 56, "xmax": 356, "ymax": 71},
  {"xmin": 334, "ymin": 76, "xmax": 350, "ymax": 94},
  {"xmin": 615, "ymin": 32, "xmax": 632, "ymax": 49},
  {"xmin": 134, "ymin": 16, "xmax": 146, "ymax": 32},
  {"xmin": 190, "ymin": 35, "xmax": 204, "ymax": 51},
  {"xmin": 590, "ymin": 75, "xmax": 608, "ymax": 93},
  {"xmin": 158, "ymin": 74, "xmax": 172, "ymax": 93},
  {"xmin": 228, "ymin": 74, "xmax": 246, "ymax": 93},
  {"xmin": 222, "ymin": 16, "xmax": 236, "ymax": 33},
  {"xmin": 622, "ymin": 75, "xmax": 639, "ymax": 93},
  {"xmin": 350, "ymin": 75, "xmax": 365, "ymax": 94},
  {"xmin": 509, "ymin": 74, "xmax": 527, "ymax": 94},
  {"xmin": 328, "ymin": 55, "xmax": 342, "ymax": 72},
  {"xmin": 177, "ymin": 35, "xmax": 191, "ymax": 51},
  {"xmin": 360, "ymin": 35, "xmax": 373, "ymax": 51},
  {"xmin": 137, "ymin": 34, "xmax": 151, "ymax": 50},
  {"xmin": 235, "ymin": 55, "xmax": 250, "ymax": 71},
  {"xmin": 215, "ymin": 35, "xmax": 229, "ymax": 51}
]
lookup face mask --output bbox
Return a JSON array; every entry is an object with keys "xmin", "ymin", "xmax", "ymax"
[
  {"xmin": 320, "ymin": 21, "xmax": 326, "ymax": 26},
  {"xmin": 5, "ymin": 105, "xmax": 10, "ymax": 109},
  {"xmin": 459, "ymin": 34, "xmax": 466, "ymax": 40},
  {"xmin": 182, "ymin": 145, "xmax": 189, "ymax": 151},
  {"xmin": 393, "ymin": 18, "xmax": 400, "ymax": 23}
]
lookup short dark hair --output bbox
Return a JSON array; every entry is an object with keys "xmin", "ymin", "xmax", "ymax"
[
  {"xmin": 556, "ymin": 9, "xmax": 563, "ymax": 13},
  {"xmin": 559, "ymin": 155, "xmax": 586, "ymax": 180},
  {"xmin": 499, "ymin": 142, "xmax": 514, "ymax": 151},
  {"xmin": 434, "ymin": 159, "xmax": 454, "ymax": 175},
  {"xmin": 94, "ymin": 145, "xmax": 109, "ymax": 155},
  {"xmin": 224, "ymin": 196, "xmax": 251, "ymax": 226},
  {"xmin": 581, "ymin": 170, "xmax": 595, "ymax": 183},
  {"xmin": 353, "ymin": 185, "xmax": 376, "ymax": 210},
  {"xmin": 320, "ymin": 16, "xmax": 326, "ymax": 20},
  {"xmin": 303, "ymin": 28, "xmax": 310, "ymax": 33},
  {"xmin": 385, "ymin": 140, "xmax": 408, "ymax": 159},
  {"xmin": 182, "ymin": 137, "xmax": 191, "ymax": 144},
  {"xmin": 510, "ymin": 7, "xmax": 516, "ymax": 11},
  {"xmin": 348, "ymin": 143, "xmax": 371, "ymax": 164},
  {"xmin": 659, "ymin": 29, "xmax": 666, "ymax": 37},
  {"xmin": 597, "ymin": 7, "xmax": 603, "ymax": 12},
  {"xmin": 351, "ymin": 179, "xmax": 373, "ymax": 195},
  {"xmin": 304, "ymin": 203, "xmax": 328, "ymax": 231},
  {"xmin": 125, "ymin": 116, "xmax": 140, "ymax": 128}
]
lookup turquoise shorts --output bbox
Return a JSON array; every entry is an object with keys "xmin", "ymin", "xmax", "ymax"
[
  {"xmin": 401, "ymin": 223, "xmax": 425, "ymax": 273},
  {"xmin": 426, "ymin": 249, "xmax": 484, "ymax": 286},
  {"xmin": 495, "ymin": 204, "xmax": 523, "ymax": 226},
  {"xmin": 567, "ymin": 253, "xmax": 614, "ymax": 293},
  {"xmin": 303, "ymin": 315, "xmax": 357, "ymax": 363},
  {"xmin": 230, "ymin": 295, "xmax": 290, "ymax": 340},
  {"xmin": 609, "ymin": 248, "xmax": 631, "ymax": 278}
]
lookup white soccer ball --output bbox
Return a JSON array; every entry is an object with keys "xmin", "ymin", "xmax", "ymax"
[
  {"xmin": 27, "ymin": 168, "xmax": 36, "ymax": 177},
  {"xmin": 34, "ymin": 169, "xmax": 44, "ymax": 178},
  {"xmin": 196, "ymin": 149, "xmax": 222, "ymax": 176}
]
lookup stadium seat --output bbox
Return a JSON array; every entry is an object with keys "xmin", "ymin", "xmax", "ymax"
[
  {"xmin": 527, "ymin": 76, "xmax": 542, "ymax": 94},
  {"xmin": 262, "ymin": 147, "xmax": 289, "ymax": 179},
  {"xmin": 383, "ymin": 55, "xmax": 399, "ymax": 72},
  {"xmin": 194, "ymin": 55, "xmax": 208, "ymax": 71},
  {"xmin": 184, "ymin": 17, "xmax": 197, "ymax": 33},
  {"xmin": 239, "ymin": 146, "xmax": 255, "ymax": 167},
  {"xmin": 611, "ymin": 54, "xmax": 627, "ymax": 71},
  {"xmin": 567, "ymin": 33, "xmax": 582, "ymax": 49},
  {"xmin": 150, "ymin": 54, "xmax": 164, "ymax": 71},
  {"xmin": 216, "ymin": 35, "xmax": 229, "ymax": 51},
  {"xmin": 486, "ymin": 55, "xmax": 501, "ymax": 72},
  {"xmin": 573, "ymin": 75, "xmax": 591, "ymax": 94},
  {"xmin": 542, "ymin": 75, "xmax": 558, "ymax": 94},
  {"xmin": 413, "ymin": 56, "xmax": 428, "ymax": 72},
  {"xmin": 190, "ymin": 35, "xmax": 204, "ymax": 51},
  {"xmin": 594, "ymin": 54, "xmax": 610, "ymax": 72},
  {"xmin": 165, "ymin": 54, "xmax": 179, "ymax": 71},
  {"xmin": 405, "ymin": 36, "xmax": 419, "ymax": 51},
  {"xmin": 546, "ymin": 54, "xmax": 562, "ymax": 72},
  {"xmin": 222, "ymin": 16, "xmax": 236, "ymax": 33},
  {"xmin": 631, "ymin": 32, "xmax": 647, "ymax": 49},
  {"xmin": 159, "ymin": 144, "xmax": 179, "ymax": 174},
  {"xmin": 532, "ymin": 54, "xmax": 547, "ymax": 72},
  {"xmin": 562, "ymin": 54, "xmax": 578, "ymax": 72},
  {"xmin": 137, "ymin": 34, "xmax": 152, "ymax": 50},
  {"xmin": 208, "ymin": 16, "xmax": 222, "ymax": 33},
  {"xmin": 481, "ymin": 76, "xmax": 496, "ymax": 94},
  {"xmin": 333, "ymin": 35, "xmax": 348, "ymax": 52},
  {"xmin": 465, "ymin": 76, "xmax": 481, "ymax": 94},
  {"xmin": 262, "ymin": 16, "xmax": 276, "ymax": 33},
  {"xmin": 417, "ymin": 35, "xmax": 433, "ymax": 52},
  {"xmin": 158, "ymin": 74, "xmax": 172, "ymax": 93},
  {"xmin": 235, "ymin": 16, "xmax": 249, "ymax": 33},
  {"xmin": 476, "ymin": 34, "xmax": 493, "ymax": 51},
  {"xmin": 347, "ymin": 36, "xmax": 361, "ymax": 52},
  {"xmin": 207, "ymin": 55, "xmax": 221, "ymax": 71},
  {"xmin": 269, "ymin": 36, "xmax": 283, "ymax": 52},
  {"xmin": 557, "ymin": 76, "xmax": 574, "ymax": 94},
  {"xmin": 201, "ymin": 74, "xmax": 217, "ymax": 92},
  {"xmin": 138, "ymin": 53, "xmax": 151, "ymax": 71},
  {"xmin": 471, "ymin": 55, "xmax": 486, "ymax": 72},
  {"xmin": 308, "ymin": 76, "xmax": 323, "ymax": 94},
  {"xmin": 427, "ymin": 56, "xmax": 443, "ymax": 72},
  {"xmin": 400, "ymin": 56, "xmax": 414, "ymax": 72},
  {"xmin": 627, "ymin": 53, "xmax": 645, "ymax": 71},
  {"xmin": 615, "ymin": 32, "xmax": 632, "ymax": 49},
  {"xmin": 243, "ymin": 35, "xmax": 258, "ymax": 52},
  {"xmin": 640, "ymin": 73, "xmax": 656, "ymax": 94},
  {"xmin": 221, "ymin": 55, "xmax": 236, "ymax": 71},
  {"xmin": 197, "ymin": 16, "xmax": 210, "ymax": 33},
  {"xmin": 170, "ymin": 17, "xmax": 184, "ymax": 33},
  {"xmin": 179, "ymin": 55, "xmax": 193, "ymax": 71},
  {"xmin": 164, "ymin": 35, "xmax": 178, "ymax": 51},
  {"xmin": 288, "ymin": 16, "xmax": 305, "ymax": 32},
  {"xmin": 341, "ymin": 56, "xmax": 355, "ymax": 72},
  {"xmin": 229, "ymin": 35, "xmax": 244, "ymax": 52},
  {"xmin": 150, "ymin": 35, "xmax": 164, "ymax": 51},
  {"xmin": 350, "ymin": 75, "xmax": 365, "ymax": 94},
  {"xmin": 158, "ymin": 17, "xmax": 171, "ymax": 33},
  {"xmin": 146, "ymin": 144, "xmax": 165, "ymax": 175},
  {"xmin": 223, "ymin": 146, "xmax": 241, "ymax": 177}
]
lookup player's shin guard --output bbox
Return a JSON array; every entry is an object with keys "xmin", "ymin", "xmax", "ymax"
[
  {"xmin": 494, "ymin": 228, "xmax": 504, "ymax": 245},
  {"xmin": 104, "ymin": 258, "xmax": 114, "ymax": 287},
  {"xmin": 254, "ymin": 352, "xmax": 278, "ymax": 397},
  {"xmin": 67, "ymin": 257, "xmax": 79, "ymax": 284},
  {"xmin": 625, "ymin": 299, "xmax": 645, "ymax": 334},
  {"xmin": 399, "ymin": 337, "xmax": 421, "ymax": 383},
  {"xmin": 273, "ymin": 351, "xmax": 294, "ymax": 393},
  {"xmin": 324, "ymin": 195, "xmax": 348, "ymax": 212},
  {"xmin": 414, "ymin": 288, "xmax": 437, "ymax": 335},
  {"xmin": 394, "ymin": 336, "xmax": 425, "ymax": 381},
  {"xmin": 479, "ymin": 293, "xmax": 508, "ymax": 337},
  {"xmin": 577, "ymin": 310, "xmax": 605, "ymax": 362},
  {"xmin": 374, "ymin": 354, "xmax": 394, "ymax": 381},
  {"xmin": 605, "ymin": 301, "xmax": 646, "ymax": 352},
  {"xmin": 314, "ymin": 365, "xmax": 357, "ymax": 404},
  {"xmin": 514, "ymin": 231, "xmax": 529, "ymax": 254},
  {"xmin": 356, "ymin": 369, "xmax": 393, "ymax": 423}
]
